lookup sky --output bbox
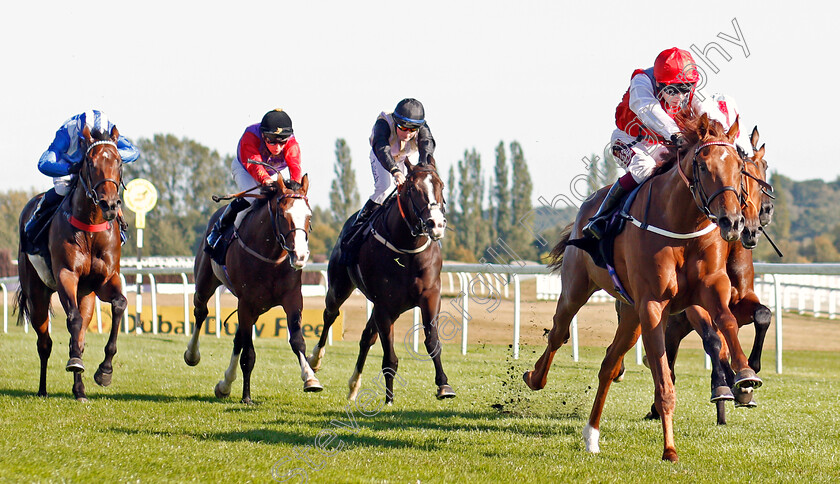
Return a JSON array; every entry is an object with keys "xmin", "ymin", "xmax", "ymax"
[{"xmin": 1, "ymin": 1, "xmax": 835, "ymax": 213}]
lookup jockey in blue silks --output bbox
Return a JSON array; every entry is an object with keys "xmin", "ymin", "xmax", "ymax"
[{"xmin": 23, "ymin": 110, "xmax": 140, "ymax": 254}]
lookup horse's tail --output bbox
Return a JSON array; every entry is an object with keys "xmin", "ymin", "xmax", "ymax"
[
  {"xmin": 547, "ymin": 223, "xmax": 575, "ymax": 274},
  {"xmin": 14, "ymin": 286, "xmax": 28, "ymax": 327}
]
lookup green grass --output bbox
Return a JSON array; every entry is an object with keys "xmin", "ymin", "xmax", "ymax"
[{"xmin": 0, "ymin": 330, "xmax": 838, "ymax": 483}]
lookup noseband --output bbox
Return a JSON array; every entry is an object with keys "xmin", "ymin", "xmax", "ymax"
[
  {"xmin": 677, "ymin": 141, "xmax": 741, "ymax": 221},
  {"xmin": 397, "ymin": 169, "xmax": 444, "ymax": 238},
  {"xmin": 268, "ymin": 193, "xmax": 310, "ymax": 253},
  {"xmin": 80, "ymin": 140, "xmax": 123, "ymax": 203}
]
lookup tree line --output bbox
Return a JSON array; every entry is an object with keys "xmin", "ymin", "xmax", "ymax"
[{"xmin": 1, "ymin": 134, "xmax": 838, "ymax": 276}]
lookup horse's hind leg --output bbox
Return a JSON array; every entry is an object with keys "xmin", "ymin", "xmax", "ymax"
[
  {"xmin": 234, "ymin": 305, "xmax": 259, "ymax": 404},
  {"xmin": 310, "ymin": 262, "xmax": 355, "ymax": 372},
  {"xmin": 645, "ymin": 311, "xmax": 694, "ymax": 420},
  {"xmin": 186, "ymin": 250, "xmax": 221, "ymax": 366},
  {"xmin": 26, "ymin": 287, "xmax": 53, "ymax": 397},
  {"xmin": 348, "ymin": 314, "xmax": 379, "ymax": 401},
  {"xmin": 585, "ymin": 302, "xmax": 641, "ymax": 454},
  {"xmin": 524, "ymin": 255, "xmax": 595, "ymax": 391},
  {"xmin": 94, "ymin": 275, "xmax": 127, "ymax": 387}
]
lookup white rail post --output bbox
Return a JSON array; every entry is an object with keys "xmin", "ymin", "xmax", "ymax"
[
  {"xmin": 513, "ymin": 274, "xmax": 520, "ymax": 360},
  {"xmin": 772, "ymin": 274, "xmax": 783, "ymax": 374},
  {"xmin": 635, "ymin": 335, "xmax": 643, "ymax": 365},
  {"xmin": 149, "ymin": 274, "xmax": 158, "ymax": 334},
  {"xmin": 119, "ymin": 273, "xmax": 129, "ymax": 333},
  {"xmin": 320, "ymin": 270, "xmax": 332, "ymax": 346},
  {"xmin": 459, "ymin": 273, "xmax": 469, "ymax": 355},
  {"xmin": 1, "ymin": 283, "xmax": 6, "ymax": 333},
  {"xmin": 181, "ymin": 273, "xmax": 190, "ymax": 337},
  {"xmin": 95, "ymin": 298, "xmax": 102, "ymax": 333},
  {"xmin": 571, "ymin": 315, "xmax": 579, "ymax": 362}
]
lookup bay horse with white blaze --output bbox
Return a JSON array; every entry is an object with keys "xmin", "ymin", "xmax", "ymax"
[
  {"xmin": 524, "ymin": 113, "xmax": 755, "ymax": 461},
  {"xmin": 186, "ymin": 176, "xmax": 316, "ymax": 404},
  {"xmin": 15, "ymin": 125, "xmax": 127, "ymax": 401},
  {"xmin": 308, "ymin": 160, "xmax": 453, "ymax": 403}
]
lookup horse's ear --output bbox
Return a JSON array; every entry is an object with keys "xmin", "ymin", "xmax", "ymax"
[
  {"xmin": 81, "ymin": 124, "xmax": 93, "ymax": 144},
  {"xmin": 726, "ymin": 116, "xmax": 740, "ymax": 142},
  {"xmin": 276, "ymin": 177, "xmax": 287, "ymax": 192},
  {"xmin": 110, "ymin": 125, "xmax": 120, "ymax": 143},
  {"xmin": 756, "ymin": 143, "xmax": 766, "ymax": 161},
  {"xmin": 697, "ymin": 112, "xmax": 710, "ymax": 139},
  {"xmin": 426, "ymin": 155, "xmax": 436, "ymax": 168},
  {"xmin": 300, "ymin": 174, "xmax": 309, "ymax": 194},
  {"xmin": 750, "ymin": 126, "xmax": 760, "ymax": 151}
]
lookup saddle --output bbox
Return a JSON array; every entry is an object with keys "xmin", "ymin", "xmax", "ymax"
[
  {"xmin": 567, "ymin": 183, "xmax": 647, "ymax": 304},
  {"xmin": 206, "ymin": 225, "xmax": 237, "ymax": 266},
  {"xmin": 338, "ymin": 199, "xmax": 390, "ymax": 266}
]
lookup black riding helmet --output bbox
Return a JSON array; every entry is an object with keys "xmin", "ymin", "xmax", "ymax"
[
  {"xmin": 392, "ymin": 98, "xmax": 425, "ymax": 129},
  {"xmin": 260, "ymin": 109, "xmax": 294, "ymax": 140}
]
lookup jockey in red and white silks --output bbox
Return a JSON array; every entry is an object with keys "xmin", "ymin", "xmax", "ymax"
[{"xmin": 583, "ymin": 47, "xmax": 703, "ymax": 240}]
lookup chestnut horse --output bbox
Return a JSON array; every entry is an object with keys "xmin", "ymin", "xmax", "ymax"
[
  {"xmin": 646, "ymin": 127, "xmax": 774, "ymax": 424},
  {"xmin": 308, "ymin": 161, "xmax": 452, "ymax": 403},
  {"xmin": 185, "ymin": 176, "xmax": 315, "ymax": 404},
  {"xmin": 15, "ymin": 125, "xmax": 127, "ymax": 401},
  {"xmin": 524, "ymin": 113, "xmax": 754, "ymax": 461}
]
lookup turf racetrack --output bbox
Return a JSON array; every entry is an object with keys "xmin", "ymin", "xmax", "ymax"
[{"xmin": 1, "ymin": 331, "xmax": 838, "ymax": 482}]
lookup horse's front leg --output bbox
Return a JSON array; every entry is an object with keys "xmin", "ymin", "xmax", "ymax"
[
  {"xmin": 585, "ymin": 301, "xmax": 640, "ymax": 454},
  {"xmin": 683, "ymin": 306, "xmax": 735, "ymax": 403},
  {"xmin": 310, "ymin": 263, "xmax": 356, "ymax": 372},
  {"xmin": 94, "ymin": 274, "xmax": 127, "ymax": 387},
  {"xmin": 419, "ymin": 291, "xmax": 455, "ymax": 400},
  {"xmin": 703, "ymin": 275, "xmax": 762, "ymax": 390},
  {"xmin": 282, "ymin": 292, "xmax": 322, "ymax": 393},
  {"xmin": 639, "ymin": 300, "xmax": 678, "ymax": 462},
  {"xmin": 374, "ymin": 308, "xmax": 400, "ymax": 405},
  {"xmin": 56, "ymin": 269, "xmax": 88, "ymax": 401}
]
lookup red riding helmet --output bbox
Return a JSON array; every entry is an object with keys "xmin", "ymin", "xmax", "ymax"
[{"xmin": 653, "ymin": 47, "xmax": 700, "ymax": 85}]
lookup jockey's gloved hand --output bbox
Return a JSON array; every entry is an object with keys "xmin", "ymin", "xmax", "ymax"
[
  {"xmin": 67, "ymin": 162, "xmax": 82, "ymax": 174},
  {"xmin": 260, "ymin": 181, "xmax": 278, "ymax": 197},
  {"xmin": 670, "ymin": 133, "xmax": 688, "ymax": 149},
  {"xmin": 392, "ymin": 171, "xmax": 406, "ymax": 186}
]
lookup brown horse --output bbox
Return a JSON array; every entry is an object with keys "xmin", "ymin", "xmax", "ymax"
[
  {"xmin": 186, "ymin": 176, "xmax": 315, "ymax": 404},
  {"xmin": 309, "ymin": 161, "xmax": 452, "ymax": 404},
  {"xmin": 15, "ymin": 125, "xmax": 127, "ymax": 401},
  {"xmin": 646, "ymin": 126, "xmax": 774, "ymax": 424},
  {"xmin": 524, "ymin": 113, "xmax": 754, "ymax": 461}
]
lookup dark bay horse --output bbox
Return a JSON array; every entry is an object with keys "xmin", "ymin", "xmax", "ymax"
[
  {"xmin": 524, "ymin": 113, "xmax": 752, "ymax": 461},
  {"xmin": 309, "ymin": 161, "xmax": 452, "ymax": 404},
  {"xmin": 15, "ymin": 125, "xmax": 127, "ymax": 401},
  {"xmin": 186, "ymin": 176, "xmax": 315, "ymax": 404},
  {"xmin": 647, "ymin": 127, "xmax": 774, "ymax": 424}
]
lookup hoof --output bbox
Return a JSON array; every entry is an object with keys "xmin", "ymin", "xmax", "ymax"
[
  {"xmin": 711, "ymin": 385, "xmax": 734, "ymax": 402},
  {"xmin": 522, "ymin": 371, "xmax": 542, "ymax": 391},
  {"xmin": 184, "ymin": 350, "xmax": 200, "ymax": 367},
  {"xmin": 613, "ymin": 368, "xmax": 625, "ymax": 383},
  {"xmin": 734, "ymin": 368, "xmax": 763, "ymax": 389},
  {"xmin": 214, "ymin": 382, "xmax": 231, "ymax": 399},
  {"xmin": 436, "ymin": 384, "xmax": 456, "ymax": 399},
  {"xmin": 642, "ymin": 354, "xmax": 650, "ymax": 369},
  {"xmin": 644, "ymin": 404, "xmax": 660, "ymax": 420},
  {"xmin": 241, "ymin": 397, "xmax": 253, "ymax": 405},
  {"xmin": 76, "ymin": 396, "xmax": 89, "ymax": 403},
  {"xmin": 734, "ymin": 387, "xmax": 758, "ymax": 408},
  {"xmin": 304, "ymin": 378, "xmax": 323, "ymax": 393},
  {"xmin": 662, "ymin": 449, "xmax": 679, "ymax": 462},
  {"xmin": 37, "ymin": 391, "xmax": 48, "ymax": 398},
  {"xmin": 94, "ymin": 367, "xmax": 113, "ymax": 387},
  {"xmin": 66, "ymin": 358, "xmax": 85, "ymax": 373}
]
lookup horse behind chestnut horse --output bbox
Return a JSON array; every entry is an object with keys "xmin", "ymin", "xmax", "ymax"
[
  {"xmin": 308, "ymin": 160, "xmax": 453, "ymax": 404},
  {"xmin": 186, "ymin": 176, "xmax": 316, "ymax": 404},
  {"xmin": 524, "ymin": 113, "xmax": 754, "ymax": 461},
  {"xmin": 15, "ymin": 125, "xmax": 128, "ymax": 401}
]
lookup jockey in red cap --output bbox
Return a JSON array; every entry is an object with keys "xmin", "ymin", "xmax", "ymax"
[{"xmin": 583, "ymin": 47, "xmax": 704, "ymax": 240}]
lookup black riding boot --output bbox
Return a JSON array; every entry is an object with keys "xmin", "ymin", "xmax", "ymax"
[
  {"xmin": 581, "ymin": 181, "xmax": 629, "ymax": 240},
  {"xmin": 206, "ymin": 198, "xmax": 250, "ymax": 250},
  {"xmin": 340, "ymin": 200, "xmax": 380, "ymax": 264},
  {"xmin": 23, "ymin": 188, "xmax": 64, "ymax": 255}
]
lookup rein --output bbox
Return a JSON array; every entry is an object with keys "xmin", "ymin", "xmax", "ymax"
[
  {"xmin": 80, "ymin": 140, "xmax": 123, "ymax": 204},
  {"xmin": 234, "ymin": 192, "xmax": 309, "ymax": 265}
]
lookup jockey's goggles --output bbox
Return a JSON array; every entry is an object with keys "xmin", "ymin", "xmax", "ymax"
[
  {"xmin": 660, "ymin": 83, "xmax": 694, "ymax": 96},
  {"xmin": 396, "ymin": 123, "xmax": 420, "ymax": 132},
  {"xmin": 263, "ymin": 134, "xmax": 290, "ymax": 145}
]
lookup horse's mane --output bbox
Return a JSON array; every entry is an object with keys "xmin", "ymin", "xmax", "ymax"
[
  {"xmin": 649, "ymin": 108, "xmax": 731, "ymax": 177},
  {"xmin": 283, "ymin": 179, "xmax": 303, "ymax": 191}
]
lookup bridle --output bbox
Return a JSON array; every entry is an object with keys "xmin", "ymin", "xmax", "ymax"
[
  {"xmin": 676, "ymin": 140, "xmax": 742, "ymax": 221},
  {"xmin": 396, "ymin": 167, "xmax": 445, "ymax": 238},
  {"xmin": 268, "ymin": 192, "xmax": 310, "ymax": 254},
  {"xmin": 79, "ymin": 140, "xmax": 123, "ymax": 204}
]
